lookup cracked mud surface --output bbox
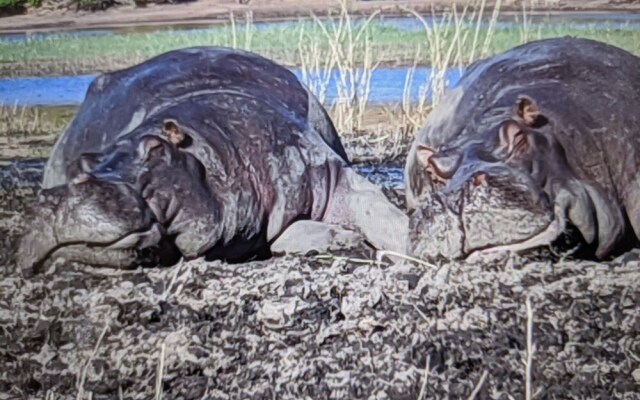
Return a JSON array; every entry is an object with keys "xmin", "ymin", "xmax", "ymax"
[{"xmin": 0, "ymin": 160, "xmax": 639, "ymax": 399}]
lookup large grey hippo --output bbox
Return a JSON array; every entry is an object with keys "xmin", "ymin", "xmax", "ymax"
[
  {"xmin": 16, "ymin": 47, "xmax": 408, "ymax": 273},
  {"xmin": 405, "ymin": 37, "xmax": 640, "ymax": 261}
]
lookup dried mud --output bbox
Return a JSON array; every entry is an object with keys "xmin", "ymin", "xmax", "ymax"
[{"xmin": 1, "ymin": 156, "xmax": 639, "ymax": 399}]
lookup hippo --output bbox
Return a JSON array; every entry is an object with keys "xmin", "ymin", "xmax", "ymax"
[
  {"xmin": 405, "ymin": 37, "xmax": 640, "ymax": 262},
  {"xmin": 16, "ymin": 46, "xmax": 408, "ymax": 273}
]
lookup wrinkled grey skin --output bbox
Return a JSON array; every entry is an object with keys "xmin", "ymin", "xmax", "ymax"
[
  {"xmin": 17, "ymin": 47, "xmax": 408, "ymax": 273},
  {"xmin": 406, "ymin": 37, "xmax": 640, "ymax": 261}
]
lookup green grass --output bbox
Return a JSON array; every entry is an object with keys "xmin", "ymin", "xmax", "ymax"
[{"xmin": 3, "ymin": 19, "xmax": 640, "ymax": 77}]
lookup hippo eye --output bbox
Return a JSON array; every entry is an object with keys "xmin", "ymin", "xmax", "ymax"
[
  {"xmin": 429, "ymin": 151, "xmax": 460, "ymax": 179},
  {"xmin": 416, "ymin": 144, "xmax": 455, "ymax": 189},
  {"xmin": 136, "ymin": 136, "xmax": 165, "ymax": 163},
  {"xmin": 498, "ymin": 120, "xmax": 530, "ymax": 158}
]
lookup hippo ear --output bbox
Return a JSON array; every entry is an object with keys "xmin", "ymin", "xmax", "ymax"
[
  {"xmin": 162, "ymin": 119, "xmax": 191, "ymax": 147},
  {"xmin": 516, "ymin": 96, "xmax": 548, "ymax": 128},
  {"xmin": 499, "ymin": 120, "xmax": 530, "ymax": 156},
  {"xmin": 416, "ymin": 144, "xmax": 435, "ymax": 167}
]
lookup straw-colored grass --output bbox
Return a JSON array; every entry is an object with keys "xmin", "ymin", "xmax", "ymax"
[{"xmin": 0, "ymin": 104, "xmax": 72, "ymax": 137}]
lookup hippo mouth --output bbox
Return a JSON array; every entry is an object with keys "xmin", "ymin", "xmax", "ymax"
[
  {"xmin": 409, "ymin": 171, "xmax": 560, "ymax": 262},
  {"xmin": 17, "ymin": 222, "xmax": 165, "ymax": 275},
  {"xmin": 43, "ymin": 223, "xmax": 165, "ymax": 268},
  {"xmin": 465, "ymin": 215, "xmax": 563, "ymax": 261}
]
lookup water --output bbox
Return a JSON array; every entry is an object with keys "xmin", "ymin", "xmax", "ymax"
[
  {"xmin": 0, "ymin": 29, "xmax": 112, "ymax": 43},
  {"xmin": 0, "ymin": 67, "xmax": 465, "ymax": 107},
  {"xmin": 376, "ymin": 12, "xmax": 640, "ymax": 31},
  {"xmin": 0, "ymin": 75, "xmax": 97, "ymax": 106},
  {"xmin": 354, "ymin": 164, "xmax": 405, "ymax": 190}
]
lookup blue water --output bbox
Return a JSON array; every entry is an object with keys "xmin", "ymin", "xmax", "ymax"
[
  {"xmin": 0, "ymin": 74, "xmax": 97, "ymax": 106},
  {"xmin": 0, "ymin": 67, "xmax": 465, "ymax": 107}
]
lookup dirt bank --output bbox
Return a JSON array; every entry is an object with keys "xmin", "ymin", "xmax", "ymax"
[{"xmin": 2, "ymin": 0, "xmax": 640, "ymax": 35}]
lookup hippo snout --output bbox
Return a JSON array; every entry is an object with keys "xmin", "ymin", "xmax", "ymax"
[
  {"xmin": 409, "ymin": 170, "xmax": 556, "ymax": 262},
  {"xmin": 16, "ymin": 176, "xmax": 162, "ymax": 274}
]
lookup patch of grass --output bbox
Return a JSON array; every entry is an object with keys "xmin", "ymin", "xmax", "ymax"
[
  {"xmin": 0, "ymin": 105, "xmax": 73, "ymax": 136},
  {"xmin": 0, "ymin": 105, "xmax": 73, "ymax": 160},
  {"xmin": 3, "ymin": 10, "xmax": 640, "ymax": 77}
]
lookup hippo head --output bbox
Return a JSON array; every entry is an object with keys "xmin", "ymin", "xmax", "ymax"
[
  {"xmin": 16, "ymin": 120, "xmax": 223, "ymax": 274},
  {"xmin": 409, "ymin": 96, "xmax": 626, "ymax": 261}
]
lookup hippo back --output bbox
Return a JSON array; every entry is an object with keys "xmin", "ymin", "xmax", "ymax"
[{"xmin": 44, "ymin": 46, "xmax": 348, "ymax": 188}]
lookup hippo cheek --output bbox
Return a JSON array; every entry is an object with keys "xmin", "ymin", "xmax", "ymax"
[
  {"xmin": 138, "ymin": 172, "xmax": 224, "ymax": 260},
  {"xmin": 15, "ymin": 177, "xmax": 161, "ymax": 274},
  {"xmin": 460, "ymin": 176, "xmax": 557, "ymax": 259},
  {"xmin": 409, "ymin": 173, "xmax": 556, "ymax": 262}
]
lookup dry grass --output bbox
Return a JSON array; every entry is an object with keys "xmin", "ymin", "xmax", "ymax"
[
  {"xmin": 293, "ymin": 0, "xmax": 511, "ymax": 153},
  {"xmin": 1, "ymin": 2, "xmax": 639, "ymax": 394},
  {"xmin": 0, "ymin": 105, "xmax": 73, "ymax": 160},
  {"xmin": 1, "ymin": 164, "xmax": 636, "ymax": 399},
  {"xmin": 0, "ymin": 104, "xmax": 69, "ymax": 137}
]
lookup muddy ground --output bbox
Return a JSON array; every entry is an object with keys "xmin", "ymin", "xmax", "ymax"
[{"xmin": 0, "ymin": 142, "xmax": 639, "ymax": 399}]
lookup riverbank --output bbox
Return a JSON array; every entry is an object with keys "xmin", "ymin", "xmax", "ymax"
[
  {"xmin": 4, "ymin": 15, "xmax": 640, "ymax": 78},
  {"xmin": 2, "ymin": 0, "xmax": 640, "ymax": 35}
]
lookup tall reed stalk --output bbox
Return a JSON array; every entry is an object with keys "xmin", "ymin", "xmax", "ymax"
[
  {"xmin": 298, "ymin": 0, "xmax": 380, "ymax": 134},
  {"xmin": 399, "ymin": 0, "xmax": 502, "ymax": 134}
]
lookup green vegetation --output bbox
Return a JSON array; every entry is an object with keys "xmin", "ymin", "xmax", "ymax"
[
  {"xmin": 0, "ymin": 0, "xmax": 127, "ymax": 15},
  {"xmin": 0, "ymin": 0, "xmax": 25, "ymax": 15},
  {"xmin": 2, "ymin": 17, "xmax": 640, "ymax": 77}
]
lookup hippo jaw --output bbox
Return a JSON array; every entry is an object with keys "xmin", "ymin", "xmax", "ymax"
[
  {"xmin": 409, "ymin": 169, "xmax": 559, "ymax": 262},
  {"xmin": 16, "ymin": 175, "xmax": 163, "ymax": 274}
]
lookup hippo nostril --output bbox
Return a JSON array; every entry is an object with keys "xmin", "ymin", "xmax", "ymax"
[
  {"xmin": 426, "ymin": 156, "xmax": 453, "ymax": 190},
  {"xmin": 471, "ymin": 172, "xmax": 487, "ymax": 187}
]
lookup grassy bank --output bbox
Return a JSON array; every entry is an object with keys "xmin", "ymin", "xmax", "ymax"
[{"xmin": 3, "ymin": 16, "xmax": 640, "ymax": 77}]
